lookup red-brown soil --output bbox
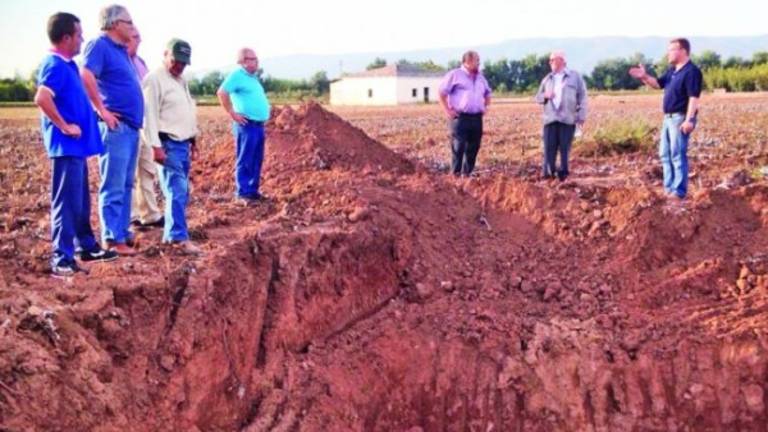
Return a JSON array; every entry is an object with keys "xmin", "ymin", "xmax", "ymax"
[{"xmin": 1, "ymin": 95, "xmax": 768, "ymax": 431}]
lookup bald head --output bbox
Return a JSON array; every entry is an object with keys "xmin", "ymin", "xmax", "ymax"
[{"xmin": 237, "ymin": 47, "xmax": 259, "ymax": 74}]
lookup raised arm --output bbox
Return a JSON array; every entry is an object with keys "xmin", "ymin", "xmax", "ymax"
[{"xmin": 629, "ymin": 64, "xmax": 661, "ymax": 89}]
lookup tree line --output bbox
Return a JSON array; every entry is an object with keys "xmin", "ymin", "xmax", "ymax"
[{"xmin": 2, "ymin": 50, "xmax": 767, "ymax": 102}]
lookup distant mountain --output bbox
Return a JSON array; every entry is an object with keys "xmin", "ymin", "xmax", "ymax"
[{"xmin": 250, "ymin": 35, "xmax": 768, "ymax": 80}]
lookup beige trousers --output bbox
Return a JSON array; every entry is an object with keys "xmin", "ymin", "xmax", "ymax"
[{"xmin": 131, "ymin": 139, "xmax": 163, "ymax": 224}]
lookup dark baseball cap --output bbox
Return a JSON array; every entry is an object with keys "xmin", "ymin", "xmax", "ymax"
[{"xmin": 167, "ymin": 38, "xmax": 191, "ymax": 65}]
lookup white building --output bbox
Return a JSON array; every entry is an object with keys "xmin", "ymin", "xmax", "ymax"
[{"xmin": 330, "ymin": 64, "xmax": 444, "ymax": 106}]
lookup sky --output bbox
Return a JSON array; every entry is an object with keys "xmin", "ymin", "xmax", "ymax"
[{"xmin": 1, "ymin": 0, "xmax": 766, "ymax": 79}]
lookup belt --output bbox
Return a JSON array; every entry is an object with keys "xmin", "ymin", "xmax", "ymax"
[
  {"xmin": 458, "ymin": 112, "xmax": 483, "ymax": 117},
  {"xmin": 159, "ymin": 132, "xmax": 196, "ymax": 146},
  {"xmin": 244, "ymin": 119, "xmax": 265, "ymax": 126}
]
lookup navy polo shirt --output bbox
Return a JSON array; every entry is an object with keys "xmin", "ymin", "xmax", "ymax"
[
  {"xmin": 37, "ymin": 53, "xmax": 103, "ymax": 158},
  {"xmin": 657, "ymin": 61, "xmax": 703, "ymax": 114},
  {"xmin": 82, "ymin": 34, "xmax": 144, "ymax": 129}
]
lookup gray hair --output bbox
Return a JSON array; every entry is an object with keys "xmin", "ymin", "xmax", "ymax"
[
  {"xmin": 462, "ymin": 50, "xmax": 479, "ymax": 63},
  {"xmin": 99, "ymin": 4, "xmax": 128, "ymax": 30}
]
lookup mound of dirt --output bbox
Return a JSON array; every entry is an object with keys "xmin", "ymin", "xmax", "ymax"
[{"xmin": 268, "ymin": 102, "xmax": 415, "ymax": 175}]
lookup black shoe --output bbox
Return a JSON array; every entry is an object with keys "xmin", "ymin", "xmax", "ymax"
[
  {"xmin": 79, "ymin": 247, "xmax": 119, "ymax": 263},
  {"xmin": 142, "ymin": 216, "xmax": 164, "ymax": 228},
  {"xmin": 51, "ymin": 261, "xmax": 87, "ymax": 278}
]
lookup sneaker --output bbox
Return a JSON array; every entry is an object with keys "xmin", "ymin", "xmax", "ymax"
[
  {"xmin": 79, "ymin": 247, "xmax": 119, "ymax": 263},
  {"xmin": 51, "ymin": 262, "xmax": 86, "ymax": 279}
]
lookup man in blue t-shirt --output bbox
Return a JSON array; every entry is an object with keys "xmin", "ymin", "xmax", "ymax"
[
  {"xmin": 34, "ymin": 12, "xmax": 118, "ymax": 278},
  {"xmin": 216, "ymin": 48, "xmax": 271, "ymax": 203},
  {"xmin": 630, "ymin": 38, "xmax": 703, "ymax": 200},
  {"xmin": 81, "ymin": 4, "xmax": 144, "ymax": 255}
]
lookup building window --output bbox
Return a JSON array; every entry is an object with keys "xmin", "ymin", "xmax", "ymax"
[
  {"xmin": 368, "ymin": 89, "xmax": 373, "ymax": 98},
  {"xmin": 412, "ymin": 88, "xmax": 417, "ymax": 97}
]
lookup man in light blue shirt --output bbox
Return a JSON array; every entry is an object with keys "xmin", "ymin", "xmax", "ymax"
[{"xmin": 217, "ymin": 48, "xmax": 271, "ymax": 202}]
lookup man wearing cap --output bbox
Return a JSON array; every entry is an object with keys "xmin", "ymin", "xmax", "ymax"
[
  {"xmin": 630, "ymin": 38, "xmax": 703, "ymax": 200},
  {"xmin": 81, "ymin": 4, "xmax": 143, "ymax": 255},
  {"xmin": 438, "ymin": 50, "xmax": 492, "ymax": 177},
  {"xmin": 35, "ymin": 12, "xmax": 119, "ymax": 277},
  {"xmin": 216, "ymin": 48, "xmax": 271, "ymax": 202},
  {"xmin": 128, "ymin": 28, "xmax": 164, "ymax": 230},
  {"xmin": 142, "ymin": 39, "xmax": 201, "ymax": 255},
  {"xmin": 534, "ymin": 50, "xmax": 588, "ymax": 181}
]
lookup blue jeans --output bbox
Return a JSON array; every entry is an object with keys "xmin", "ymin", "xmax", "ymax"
[
  {"xmin": 159, "ymin": 138, "xmax": 191, "ymax": 242},
  {"xmin": 50, "ymin": 156, "xmax": 98, "ymax": 267},
  {"xmin": 659, "ymin": 113, "xmax": 692, "ymax": 198},
  {"xmin": 233, "ymin": 121, "xmax": 265, "ymax": 198},
  {"xmin": 98, "ymin": 121, "xmax": 139, "ymax": 244}
]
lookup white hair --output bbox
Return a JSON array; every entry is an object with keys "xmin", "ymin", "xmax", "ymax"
[
  {"xmin": 550, "ymin": 50, "xmax": 567, "ymax": 62},
  {"xmin": 99, "ymin": 4, "xmax": 128, "ymax": 30}
]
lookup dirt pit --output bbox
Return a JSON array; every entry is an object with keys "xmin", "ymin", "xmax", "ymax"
[{"xmin": 2, "ymin": 101, "xmax": 768, "ymax": 431}]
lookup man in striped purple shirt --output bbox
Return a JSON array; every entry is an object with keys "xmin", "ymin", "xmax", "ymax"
[
  {"xmin": 128, "ymin": 28, "xmax": 164, "ymax": 230},
  {"xmin": 438, "ymin": 50, "xmax": 492, "ymax": 177}
]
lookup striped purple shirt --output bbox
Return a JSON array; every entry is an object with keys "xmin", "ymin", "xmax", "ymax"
[
  {"xmin": 439, "ymin": 66, "xmax": 492, "ymax": 114},
  {"xmin": 131, "ymin": 55, "xmax": 148, "ymax": 81}
]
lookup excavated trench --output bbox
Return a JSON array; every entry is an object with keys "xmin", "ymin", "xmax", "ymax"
[{"xmin": 3, "ymin": 103, "xmax": 768, "ymax": 431}]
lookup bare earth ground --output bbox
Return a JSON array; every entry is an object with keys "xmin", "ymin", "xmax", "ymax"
[{"xmin": 1, "ymin": 93, "xmax": 768, "ymax": 431}]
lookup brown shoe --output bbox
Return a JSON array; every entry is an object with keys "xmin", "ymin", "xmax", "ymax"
[
  {"xmin": 108, "ymin": 242, "xmax": 139, "ymax": 256},
  {"xmin": 167, "ymin": 241, "xmax": 203, "ymax": 256}
]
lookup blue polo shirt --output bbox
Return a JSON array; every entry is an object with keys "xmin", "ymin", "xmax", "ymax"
[
  {"xmin": 657, "ymin": 61, "xmax": 703, "ymax": 114},
  {"xmin": 82, "ymin": 34, "xmax": 144, "ymax": 129},
  {"xmin": 37, "ymin": 53, "xmax": 103, "ymax": 158},
  {"xmin": 219, "ymin": 67, "xmax": 271, "ymax": 122}
]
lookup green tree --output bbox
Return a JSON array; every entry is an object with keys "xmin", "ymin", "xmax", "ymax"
[
  {"xmin": 366, "ymin": 57, "xmax": 387, "ymax": 70},
  {"xmin": 692, "ymin": 50, "xmax": 721, "ymax": 70},
  {"xmin": 309, "ymin": 71, "xmax": 330, "ymax": 94},
  {"xmin": 752, "ymin": 51, "xmax": 768, "ymax": 65}
]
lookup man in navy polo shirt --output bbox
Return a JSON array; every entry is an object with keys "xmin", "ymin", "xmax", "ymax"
[
  {"xmin": 216, "ymin": 48, "xmax": 271, "ymax": 203},
  {"xmin": 630, "ymin": 38, "xmax": 703, "ymax": 200},
  {"xmin": 34, "ymin": 12, "xmax": 118, "ymax": 277},
  {"xmin": 81, "ymin": 4, "xmax": 144, "ymax": 255}
]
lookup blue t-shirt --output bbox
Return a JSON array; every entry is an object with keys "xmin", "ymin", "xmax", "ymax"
[
  {"xmin": 219, "ymin": 67, "xmax": 271, "ymax": 122},
  {"xmin": 37, "ymin": 53, "xmax": 103, "ymax": 158},
  {"xmin": 82, "ymin": 34, "xmax": 144, "ymax": 129},
  {"xmin": 658, "ymin": 61, "xmax": 703, "ymax": 114}
]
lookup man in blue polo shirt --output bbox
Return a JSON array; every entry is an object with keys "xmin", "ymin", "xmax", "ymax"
[
  {"xmin": 630, "ymin": 38, "xmax": 703, "ymax": 200},
  {"xmin": 217, "ymin": 48, "xmax": 271, "ymax": 203},
  {"xmin": 34, "ymin": 12, "xmax": 118, "ymax": 277},
  {"xmin": 81, "ymin": 4, "xmax": 144, "ymax": 255}
]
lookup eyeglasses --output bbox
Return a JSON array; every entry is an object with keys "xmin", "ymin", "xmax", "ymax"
[
  {"xmin": 243, "ymin": 57, "xmax": 258, "ymax": 61},
  {"xmin": 115, "ymin": 19, "xmax": 133, "ymax": 26}
]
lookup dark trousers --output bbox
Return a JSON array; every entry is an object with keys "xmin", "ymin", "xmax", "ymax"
[
  {"xmin": 51, "ymin": 156, "xmax": 98, "ymax": 267},
  {"xmin": 450, "ymin": 114, "xmax": 483, "ymax": 176},
  {"xmin": 542, "ymin": 121, "xmax": 576, "ymax": 180}
]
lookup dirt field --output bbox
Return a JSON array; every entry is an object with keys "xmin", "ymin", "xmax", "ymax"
[{"xmin": 2, "ymin": 93, "xmax": 768, "ymax": 431}]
